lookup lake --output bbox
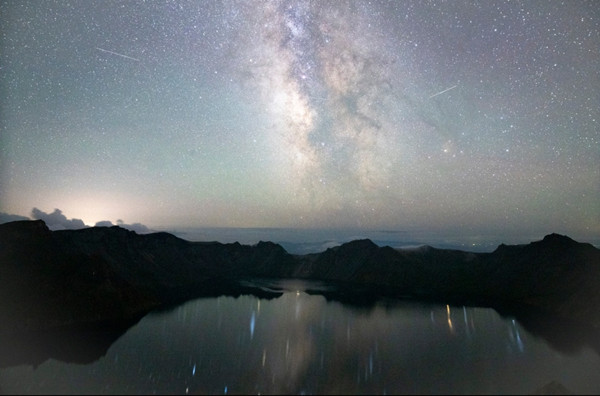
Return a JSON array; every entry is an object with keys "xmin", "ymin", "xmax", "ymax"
[{"xmin": 1, "ymin": 279, "xmax": 599, "ymax": 394}]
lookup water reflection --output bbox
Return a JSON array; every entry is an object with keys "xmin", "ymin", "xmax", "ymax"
[
  {"xmin": 495, "ymin": 304, "xmax": 600, "ymax": 356},
  {"xmin": 0, "ymin": 280, "xmax": 599, "ymax": 394},
  {"xmin": 446, "ymin": 304, "xmax": 454, "ymax": 333},
  {"xmin": 0, "ymin": 317, "xmax": 143, "ymax": 369}
]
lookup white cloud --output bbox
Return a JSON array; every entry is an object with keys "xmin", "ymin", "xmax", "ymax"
[{"xmin": 31, "ymin": 208, "xmax": 86, "ymax": 230}]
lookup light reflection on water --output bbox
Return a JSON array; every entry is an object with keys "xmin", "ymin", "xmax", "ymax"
[{"xmin": 1, "ymin": 281, "xmax": 600, "ymax": 394}]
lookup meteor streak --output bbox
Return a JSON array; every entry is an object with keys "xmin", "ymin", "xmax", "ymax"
[
  {"xmin": 95, "ymin": 47, "xmax": 140, "ymax": 62},
  {"xmin": 428, "ymin": 85, "xmax": 457, "ymax": 99}
]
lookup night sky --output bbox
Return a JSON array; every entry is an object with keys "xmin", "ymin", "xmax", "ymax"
[{"xmin": 1, "ymin": 1, "xmax": 598, "ymax": 240}]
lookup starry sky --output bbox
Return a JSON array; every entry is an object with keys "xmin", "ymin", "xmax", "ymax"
[{"xmin": 1, "ymin": 0, "xmax": 598, "ymax": 241}]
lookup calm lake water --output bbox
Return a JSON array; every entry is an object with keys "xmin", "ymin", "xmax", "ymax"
[{"xmin": 1, "ymin": 279, "xmax": 599, "ymax": 394}]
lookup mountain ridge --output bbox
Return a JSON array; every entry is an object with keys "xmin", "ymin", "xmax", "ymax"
[{"xmin": 1, "ymin": 220, "xmax": 599, "ymax": 334}]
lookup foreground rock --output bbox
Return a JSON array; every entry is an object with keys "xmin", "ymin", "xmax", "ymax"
[{"xmin": 1, "ymin": 220, "xmax": 599, "ymax": 335}]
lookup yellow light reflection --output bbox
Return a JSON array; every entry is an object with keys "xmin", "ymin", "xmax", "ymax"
[{"xmin": 446, "ymin": 304, "xmax": 454, "ymax": 333}]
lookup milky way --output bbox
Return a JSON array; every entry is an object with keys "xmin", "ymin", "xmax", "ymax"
[{"xmin": 0, "ymin": 0, "xmax": 598, "ymax": 240}]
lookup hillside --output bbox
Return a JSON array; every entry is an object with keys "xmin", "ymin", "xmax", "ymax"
[{"xmin": 1, "ymin": 220, "xmax": 599, "ymax": 335}]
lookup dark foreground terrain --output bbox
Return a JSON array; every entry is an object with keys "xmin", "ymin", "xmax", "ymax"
[{"xmin": 1, "ymin": 220, "xmax": 599, "ymax": 367}]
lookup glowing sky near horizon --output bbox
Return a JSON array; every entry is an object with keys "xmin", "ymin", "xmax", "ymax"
[{"xmin": 0, "ymin": 0, "xmax": 598, "ymax": 238}]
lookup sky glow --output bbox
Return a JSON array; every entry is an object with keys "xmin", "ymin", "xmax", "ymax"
[{"xmin": 0, "ymin": 1, "xmax": 598, "ymax": 241}]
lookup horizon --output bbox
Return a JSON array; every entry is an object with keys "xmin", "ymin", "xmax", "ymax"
[
  {"xmin": 2, "ymin": 209, "xmax": 599, "ymax": 254},
  {"xmin": 1, "ymin": 1, "xmax": 598, "ymax": 240}
]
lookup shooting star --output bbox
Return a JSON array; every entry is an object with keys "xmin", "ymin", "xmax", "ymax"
[
  {"xmin": 96, "ymin": 47, "xmax": 140, "ymax": 62},
  {"xmin": 428, "ymin": 85, "xmax": 457, "ymax": 99}
]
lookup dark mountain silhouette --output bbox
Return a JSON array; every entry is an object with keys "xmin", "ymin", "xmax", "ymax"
[
  {"xmin": 1, "ymin": 219, "xmax": 599, "ymax": 365},
  {"xmin": 0, "ymin": 316, "xmax": 144, "ymax": 368}
]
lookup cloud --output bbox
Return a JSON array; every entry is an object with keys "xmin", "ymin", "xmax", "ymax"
[
  {"xmin": 7, "ymin": 208, "xmax": 154, "ymax": 234},
  {"xmin": 31, "ymin": 208, "xmax": 87, "ymax": 230},
  {"xmin": 94, "ymin": 219, "xmax": 152, "ymax": 234},
  {"xmin": 122, "ymin": 222, "xmax": 151, "ymax": 233},
  {"xmin": 0, "ymin": 212, "xmax": 31, "ymax": 224}
]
